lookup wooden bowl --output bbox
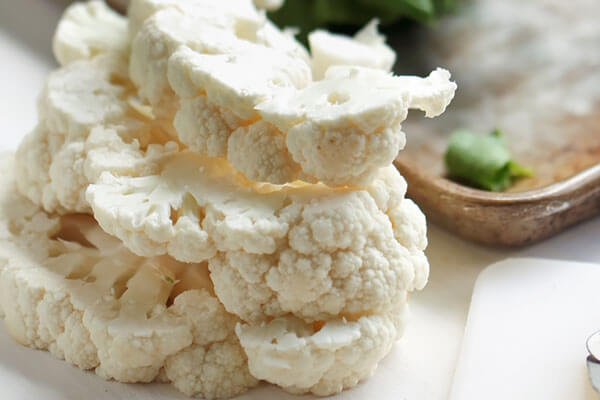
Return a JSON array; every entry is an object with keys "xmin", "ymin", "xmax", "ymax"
[{"xmin": 395, "ymin": 159, "xmax": 600, "ymax": 247}]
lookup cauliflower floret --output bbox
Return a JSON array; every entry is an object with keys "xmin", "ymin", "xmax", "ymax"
[
  {"xmin": 236, "ymin": 300, "xmax": 409, "ymax": 395},
  {"xmin": 309, "ymin": 19, "xmax": 396, "ymax": 79},
  {"xmin": 86, "ymin": 152, "xmax": 428, "ymax": 322},
  {"xmin": 15, "ymin": 53, "xmax": 176, "ymax": 214},
  {"xmin": 52, "ymin": 0, "xmax": 129, "ymax": 66},
  {"xmin": 174, "ymin": 96, "xmax": 243, "ymax": 158},
  {"xmin": 227, "ymin": 120, "xmax": 301, "ymax": 184},
  {"xmin": 0, "ymin": 154, "xmax": 257, "ymax": 399}
]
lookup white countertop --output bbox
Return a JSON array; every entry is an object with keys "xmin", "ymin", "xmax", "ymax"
[{"xmin": 1, "ymin": 1, "xmax": 599, "ymax": 399}]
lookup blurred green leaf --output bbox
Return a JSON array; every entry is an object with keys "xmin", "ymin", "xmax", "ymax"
[
  {"xmin": 444, "ymin": 130, "xmax": 533, "ymax": 191},
  {"xmin": 268, "ymin": 0, "xmax": 456, "ymax": 42}
]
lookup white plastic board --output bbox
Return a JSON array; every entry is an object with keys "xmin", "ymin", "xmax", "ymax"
[{"xmin": 450, "ymin": 258, "xmax": 600, "ymax": 400}]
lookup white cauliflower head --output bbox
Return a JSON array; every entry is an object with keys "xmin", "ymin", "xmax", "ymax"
[
  {"xmin": 309, "ymin": 19, "xmax": 396, "ymax": 79},
  {"xmin": 86, "ymin": 151, "xmax": 428, "ymax": 323},
  {"xmin": 236, "ymin": 300, "xmax": 409, "ymax": 396},
  {"xmin": 52, "ymin": 0, "xmax": 129, "ymax": 67},
  {"xmin": 0, "ymin": 154, "xmax": 257, "ymax": 399}
]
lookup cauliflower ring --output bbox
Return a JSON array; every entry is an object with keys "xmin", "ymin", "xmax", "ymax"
[{"xmin": 0, "ymin": 154, "xmax": 257, "ymax": 399}]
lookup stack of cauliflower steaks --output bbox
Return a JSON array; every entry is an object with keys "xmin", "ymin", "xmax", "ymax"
[{"xmin": 0, "ymin": 0, "xmax": 456, "ymax": 398}]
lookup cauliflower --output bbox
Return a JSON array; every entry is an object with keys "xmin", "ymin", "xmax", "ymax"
[
  {"xmin": 0, "ymin": 155, "xmax": 257, "ymax": 399},
  {"xmin": 236, "ymin": 300, "xmax": 409, "ymax": 396},
  {"xmin": 309, "ymin": 19, "xmax": 396, "ymax": 79},
  {"xmin": 15, "ymin": 52, "xmax": 176, "ymax": 214},
  {"xmin": 129, "ymin": 8, "xmax": 250, "ymax": 111},
  {"xmin": 169, "ymin": 41, "xmax": 452, "ymax": 186},
  {"xmin": 52, "ymin": 0, "xmax": 129, "ymax": 67},
  {"xmin": 255, "ymin": 67, "xmax": 455, "ymax": 186},
  {"xmin": 38, "ymin": 53, "xmax": 131, "ymax": 140},
  {"xmin": 127, "ymin": 0, "xmax": 263, "ymax": 41},
  {"xmin": 254, "ymin": 66, "xmax": 456, "ymax": 186},
  {"xmin": 227, "ymin": 120, "xmax": 301, "ymax": 184},
  {"xmin": 86, "ymin": 151, "xmax": 428, "ymax": 323},
  {"xmin": 255, "ymin": 21, "xmax": 310, "ymax": 63},
  {"xmin": 128, "ymin": 3, "xmax": 311, "ymax": 139},
  {"xmin": 4, "ymin": 0, "xmax": 454, "ymax": 396}
]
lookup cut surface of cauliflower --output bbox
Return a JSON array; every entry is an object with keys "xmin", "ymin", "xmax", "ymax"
[
  {"xmin": 86, "ymin": 151, "xmax": 429, "ymax": 322},
  {"xmin": 15, "ymin": 52, "xmax": 176, "ymax": 214},
  {"xmin": 255, "ymin": 66, "xmax": 455, "ymax": 186},
  {"xmin": 237, "ymin": 300, "xmax": 408, "ymax": 396},
  {"xmin": 309, "ymin": 19, "xmax": 396, "ymax": 80},
  {"xmin": 129, "ymin": 8, "xmax": 252, "ymax": 110},
  {"xmin": 0, "ymin": 154, "xmax": 257, "ymax": 399},
  {"xmin": 128, "ymin": 0, "xmax": 264, "ymax": 41},
  {"xmin": 170, "ymin": 44, "xmax": 452, "ymax": 186},
  {"xmin": 128, "ymin": 1, "xmax": 309, "ymax": 121},
  {"xmin": 53, "ymin": 0, "xmax": 129, "ymax": 67}
]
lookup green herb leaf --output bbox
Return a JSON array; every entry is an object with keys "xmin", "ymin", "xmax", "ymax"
[
  {"xmin": 268, "ymin": 0, "xmax": 456, "ymax": 43},
  {"xmin": 444, "ymin": 130, "xmax": 533, "ymax": 191},
  {"xmin": 164, "ymin": 276, "xmax": 174, "ymax": 284}
]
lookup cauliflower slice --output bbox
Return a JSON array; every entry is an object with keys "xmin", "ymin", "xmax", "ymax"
[
  {"xmin": 167, "ymin": 45, "xmax": 310, "ymax": 182},
  {"xmin": 128, "ymin": 0, "xmax": 264, "ymax": 41},
  {"xmin": 129, "ymin": 8, "xmax": 252, "ymax": 110},
  {"xmin": 309, "ymin": 19, "xmax": 396, "ymax": 79},
  {"xmin": 52, "ymin": 0, "xmax": 129, "ymax": 66},
  {"xmin": 129, "ymin": 6, "xmax": 310, "ymax": 133},
  {"xmin": 168, "ymin": 45, "xmax": 312, "ymax": 120},
  {"xmin": 255, "ymin": 21, "xmax": 310, "ymax": 63},
  {"xmin": 325, "ymin": 66, "xmax": 459, "ymax": 118},
  {"xmin": 0, "ymin": 155, "xmax": 257, "ymax": 399},
  {"xmin": 38, "ymin": 53, "xmax": 132, "ymax": 140},
  {"xmin": 237, "ymin": 300, "xmax": 409, "ymax": 396},
  {"xmin": 86, "ymin": 151, "xmax": 428, "ymax": 322},
  {"xmin": 16, "ymin": 54, "xmax": 176, "ymax": 214},
  {"xmin": 256, "ymin": 66, "xmax": 456, "ymax": 186}
]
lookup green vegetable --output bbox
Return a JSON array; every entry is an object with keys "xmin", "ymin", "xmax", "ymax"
[
  {"xmin": 268, "ymin": 0, "xmax": 456, "ymax": 43},
  {"xmin": 164, "ymin": 276, "xmax": 174, "ymax": 284},
  {"xmin": 444, "ymin": 130, "xmax": 533, "ymax": 191}
]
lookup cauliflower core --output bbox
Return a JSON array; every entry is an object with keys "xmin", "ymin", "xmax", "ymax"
[
  {"xmin": 86, "ymin": 152, "xmax": 429, "ymax": 323},
  {"xmin": 0, "ymin": 154, "xmax": 257, "ymax": 399}
]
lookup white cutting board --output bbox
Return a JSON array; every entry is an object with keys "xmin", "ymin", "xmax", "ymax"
[{"xmin": 450, "ymin": 258, "xmax": 600, "ymax": 400}]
